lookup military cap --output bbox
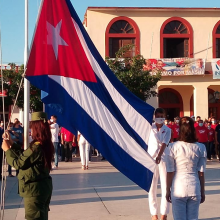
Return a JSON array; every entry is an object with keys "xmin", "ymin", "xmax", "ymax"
[{"xmin": 31, "ymin": 112, "xmax": 47, "ymax": 122}]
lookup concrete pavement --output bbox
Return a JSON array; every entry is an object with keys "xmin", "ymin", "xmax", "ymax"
[{"xmin": 1, "ymin": 157, "xmax": 220, "ymax": 220}]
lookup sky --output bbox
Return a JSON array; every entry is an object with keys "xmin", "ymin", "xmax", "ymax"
[{"xmin": 0, "ymin": 0, "xmax": 220, "ymax": 65}]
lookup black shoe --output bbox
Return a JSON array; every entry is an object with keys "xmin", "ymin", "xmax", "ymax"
[
  {"xmin": 101, "ymin": 157, "xmax": 106, "ymax": 161},
  {"xmin": 65, "ymin": 158, "xmax": 69, "ymax": 162}
]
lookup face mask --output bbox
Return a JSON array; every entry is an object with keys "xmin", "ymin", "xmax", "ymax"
[
  {"xmin": 0, "ymin": 123, "xmax": 3, "ymax": 126},
  {"xmin": 176, "ymin": 120, "xmax": 179, "ymax": 123},
  {"xmin": 165, "ymin": 121, "xmax": 168, "ymax": 125},
  {"xmin": 155, "ymin": 118, "xmax": 165, "ymax": 125},
  {"xmin": 212, "ymin": 121, "xmax": 216, "ymax": 124},
  {"xmin": 208, "ymin": 126, "xmax": 211, "ymax": 129},
  {"xmin": 50, "ymin": 119, "xmax": 53, "ymax": 122},
  {"xmin": 199, "ymin": 123, "xmax": 203, "ymax": 127}
]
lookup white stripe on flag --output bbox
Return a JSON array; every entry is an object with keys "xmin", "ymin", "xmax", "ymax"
[
  {"xmin": 49, "ymin": 75, "xmax": 156, "ymax": 172},
  {"xmin": 72, "ymin": 18, "xmax": 152, "ymax": 145}
]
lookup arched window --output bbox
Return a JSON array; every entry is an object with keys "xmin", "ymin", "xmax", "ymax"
[
  {"xmin": 160, "ymin": 17, "xmax": 193, "ymax": 58},
  {"xmin": 213, "ymin": 21, "xmax": 220, "ymax": 58},
  {"xmin": 159, "ymin": 88, "xmax": 184, "ymax": 120},
  {"xmin": 106, "ymin": 17, "xmax": 140, "ymax": 58}
]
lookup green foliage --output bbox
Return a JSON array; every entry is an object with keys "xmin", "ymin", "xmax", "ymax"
[
  {"xmin": 0, "ymin": 63, "xmax": 43, "ymax": 111},
  {"xmin": 106, "ymin": 44, "xmax": 161, "ymax": 101}
]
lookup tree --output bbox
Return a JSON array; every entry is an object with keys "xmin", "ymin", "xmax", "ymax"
[
  {"xmin": 106, "ymin": 45, "xmax": 161, "ymax": 101},
  {"xmin": 0, "ymin": 64, "xmax": 43, "ymax": 112}
]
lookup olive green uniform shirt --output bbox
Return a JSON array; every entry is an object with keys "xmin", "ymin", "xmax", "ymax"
[{"xmin": 5, "ymin": 142, "xmax": 52, "ymax": 198}]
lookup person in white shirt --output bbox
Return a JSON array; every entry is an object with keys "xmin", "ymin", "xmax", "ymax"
[
  {"xmin": 50, "ymin": 115, "xmax": 59, "ymax": 169},
  {"xmin": 148, "ymin": 108, "xmax": 171, "ymax": 220},
  {"xmin": 166, "ymin": 117, "xmax": 206, "ymax": 220},
  {"xmin": 77, "ymin": 131, "xmax": 90, "ymax": 170}
]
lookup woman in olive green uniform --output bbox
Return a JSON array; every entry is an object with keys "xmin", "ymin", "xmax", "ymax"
[{"xmin": 2, "ymin": 112, "xmax": 54, "ymax": 220}]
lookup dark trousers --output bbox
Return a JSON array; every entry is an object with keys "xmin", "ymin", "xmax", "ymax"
[
  {"xmin": 0, "ymin": 149, "xmax": 3, "ymax": 178},
  {"xmin": 208, "ymin": 141, "xmax": 215, "ymax": 158},
  {"xmin": 218, "ymin": 144, "xmax": 220, "ymax": 160},
  {"xmin": 64, "ymin": 141, "xmax": 72, "ymax": 161},
  {"xmin": 24, "ymin": 195, "xmax": 51, "ymax": 220},
  {"xmin": 60, "ymin": 144, "xmax": 65, "ymax": 161}
]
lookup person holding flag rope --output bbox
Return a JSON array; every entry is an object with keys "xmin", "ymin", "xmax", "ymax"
[{"xmin": 2, "ymin": 112, "xmax": 54, "ymax": 220}]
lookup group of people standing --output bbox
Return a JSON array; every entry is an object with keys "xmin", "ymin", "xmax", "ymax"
[
  {"xmin": 48, "ymin": 115, "xmax": 94, "ymax": 170},
  {"xmin": 0, "ymin": 118, "xmax": 24, "ymax": 179},
  {"xmin": 165, "ymin": 115, "xmax": 220, "ymax": 162},
  {"xmin": 148, "ymin": 108, "xmax": 207, "ymax": 220},
  {"xmin": 0, "ymin": 109, "xmax": 216, "ymax": 220}
]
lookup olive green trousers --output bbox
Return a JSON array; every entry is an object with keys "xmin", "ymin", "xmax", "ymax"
[{"xmin": 24, "ymin": 195, "xmax": 51, "ymax": 220}]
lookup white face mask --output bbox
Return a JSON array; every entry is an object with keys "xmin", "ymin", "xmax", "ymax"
[
  {"xmin": 50, "ymin": 119, "xmax": 53, "ymax": 122},
  {"xmin": 212, "ymin": 120, "xmax": 215, "ymax": 124},
  {"xmin": 199, "ymin": 123, "xmax": 203, "ymax": 127},
  {"xmin": 176, "ymin": 120, "xmax": 179, "ymax": 124},
  {"xmin": 155, "ymin": 118, "xmax": 165, "ymax": 125},
  {"xmin": 165, "ymin": 121, "xmax": 168, "ymax": 125},
  {"xmin": 0, "ymin": 123, "xmax": 3, "ymax": 126}
]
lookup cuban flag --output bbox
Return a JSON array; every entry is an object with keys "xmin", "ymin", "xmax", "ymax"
[{"xmin": 25, "ymin": 0, "xmax": 156, "ymax": 191}]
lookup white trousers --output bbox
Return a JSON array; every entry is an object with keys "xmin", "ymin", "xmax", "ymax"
[
  {"xmin": 148, "ymin": 160, "xmax": 169, "ymax": 215},
  {"xmin": 79, "ymin": 141, "xmax": 90, "ymax": 166},
  {"xmin": 172, "ymin": 196, "xmax": 201, "ymax": 220}
]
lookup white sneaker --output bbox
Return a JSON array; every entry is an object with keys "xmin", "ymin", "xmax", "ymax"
[{"xmin": 52, "ymin": 165, "xmax": 58, "ymax": 170}]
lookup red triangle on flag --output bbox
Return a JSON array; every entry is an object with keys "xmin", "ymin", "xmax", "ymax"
[{"xmin": 26, "ymin": 0, "xmax": 97, "ymax": 83}]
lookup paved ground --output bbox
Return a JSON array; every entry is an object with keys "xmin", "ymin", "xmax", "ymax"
[{"xmin": 1, "ymin": 157, "xmax": 220, "ymax": 220}]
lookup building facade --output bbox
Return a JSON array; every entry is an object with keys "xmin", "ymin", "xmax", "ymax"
[{"xmin": 84, "ymin": 7, "xmax": 220, "ymax": 120}]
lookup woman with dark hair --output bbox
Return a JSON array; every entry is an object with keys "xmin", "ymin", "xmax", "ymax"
[
  {"xmin": 166, "ymin": 117, "xmax": 206, "ymax": 220},
  {"xmin": 2, "ymin": 112, "xmax": 54, "ymax": 220}
]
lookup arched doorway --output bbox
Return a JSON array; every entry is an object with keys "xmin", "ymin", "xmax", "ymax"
[
  {"xmin": 159, "ymin": 88, "xmax": 184, "ymax": 120},
  {"xmin": 105, "ymin": 17, "xmax": 140, "ymax": 58},
  {"xmin": 160, "ymin": 17, "xmax": 194, "ymax": 58},
  {"xmin": 208, "ymin": 88, "xmax": 220, "ymax": 119}
]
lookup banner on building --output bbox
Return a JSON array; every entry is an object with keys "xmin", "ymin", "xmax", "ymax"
[
  {"xmin": 211, "ymin": 59, "xmax": 220, "ymax": 79},
  {"xmin": 144, "ymin": 58, "xmax": 205, "ymax": 76}
]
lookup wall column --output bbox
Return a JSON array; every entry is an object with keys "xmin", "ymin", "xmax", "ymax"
[{"xmin": 193, "ymin": 86, "xmax": 208, "ymax": 119}]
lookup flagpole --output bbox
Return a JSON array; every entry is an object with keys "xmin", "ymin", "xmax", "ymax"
[{"xmin": 24, "ymin": 0, "xmax": 30, "ymax": 150}]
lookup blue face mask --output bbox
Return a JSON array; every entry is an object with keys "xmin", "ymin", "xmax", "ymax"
[{"xmin": 199, "ymin": 123, "xmax": 203, "ymax": 127}]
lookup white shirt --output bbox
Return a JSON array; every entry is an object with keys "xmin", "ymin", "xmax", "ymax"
[
  {"xmin": 166, "ymin": 141, "xmax": 207, "ymax": 197},
  {"xmin": 50, "ymin": 123, "xmax": 59, "ymax": 142},
  {"xmin": 147, "ymin": 123, "xmax": 171, "ymax": 160}
]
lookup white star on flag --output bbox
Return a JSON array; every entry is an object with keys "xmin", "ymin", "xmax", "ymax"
[
  {"xmin": 47, "ymin": 20, "xmax": 68, "ymax": 60},
  {"xmin": 151, "ymin": 63, "xmax": 157, "ymax": 69}
]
